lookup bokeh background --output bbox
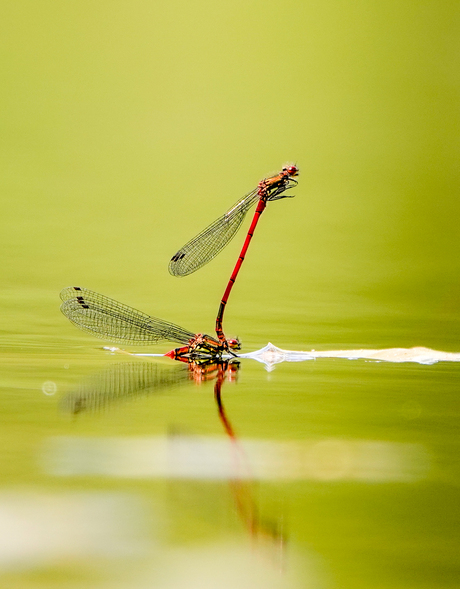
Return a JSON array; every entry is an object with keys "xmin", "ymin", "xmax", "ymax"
[
  {"xmin": 1, "ymin": 2, "xmax": 459, "ymax": 588},
  {"xmin": 2, "ymin": 0, "xmax": 459, "ymax": 350}
]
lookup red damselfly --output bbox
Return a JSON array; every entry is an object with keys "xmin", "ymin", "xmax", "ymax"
[
  {"xmin": 60, "ymin": 286, "xmax": 240, "ymax": 359},
  {"xmin": 169, "ymin": 164, "xmax": 299, "ymax": 346}
]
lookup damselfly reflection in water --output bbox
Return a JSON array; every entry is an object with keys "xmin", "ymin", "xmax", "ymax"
[
  {"xmin": 60, "ymin": 359, "xmax": 285, "ymax": 560},
  {"xmin": 61, "ymin": 361, "xmax": 191, "ymax": 415},
  {"xmin": 61, "ymin": 359, "xmax": 238, "ymax": 416}
]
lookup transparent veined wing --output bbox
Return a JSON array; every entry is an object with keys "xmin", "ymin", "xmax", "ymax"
[
  {"xmin": 169, "ymin": 188, "xmax": 260, "ymax": 276},
  {"xmin": 60, "ymin": 286, "xmax": 196, "ymax": 345}
]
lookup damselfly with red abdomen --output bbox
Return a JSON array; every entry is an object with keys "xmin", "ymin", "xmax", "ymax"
[
  {"xmin": 169, "ymin": 165, "xmax": 299, "ymax": 347},
  {"xmin": 60, "ymin": 286, "xmax": 240, "ymax": 359}
]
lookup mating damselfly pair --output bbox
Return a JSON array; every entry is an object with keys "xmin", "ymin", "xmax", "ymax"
[{"xmin": 60, "ymin": 165, "xmax": 299, "ymax": 359}]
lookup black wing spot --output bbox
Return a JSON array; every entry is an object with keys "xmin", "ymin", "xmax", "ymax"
[{"xmin": 76, "ymin": 297, "xmax": 90, "ymax": 309}]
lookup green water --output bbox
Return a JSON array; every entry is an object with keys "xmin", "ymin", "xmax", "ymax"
[{"xmin": 1, "ymin": 1, "xmax": 459, "ymax": 587}]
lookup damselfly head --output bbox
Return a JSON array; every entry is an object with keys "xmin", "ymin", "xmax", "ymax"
[
  {"xmin": 227, "ymin": 337, "xmax": 241, "ymax": 351},
  {"xmin": 283, "ymin": 164, "xmax": 299, "ymax": 177}
]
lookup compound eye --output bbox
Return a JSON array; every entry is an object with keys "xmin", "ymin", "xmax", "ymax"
[
  {"xmin": 227, "ymin": 338, "xmax": 241, "ymax": 350},
  {"xmin": 287, "ymin": 165, "xmax": 298, "ymax": 176}
]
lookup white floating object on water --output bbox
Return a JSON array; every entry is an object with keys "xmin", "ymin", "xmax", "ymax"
[
  {"xmin": 103, "ymin": 343, "xmax": 460, "ymax": 370},
  {"xmin": 241, "ymin": 343, "xmax": 460, "ymax": 369}
]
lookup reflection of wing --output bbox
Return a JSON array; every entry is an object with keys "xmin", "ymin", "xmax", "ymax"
[
  {"xmin": 169, "ymin": 188, "xmax": 259, "ymax": 276},
  {"xmin": 60, "ymin": 286, "xmax": 195, "ymax": 345},
  {"xmin": 61, "ymin": 362, "xmax": 188, "ymax": 415}
]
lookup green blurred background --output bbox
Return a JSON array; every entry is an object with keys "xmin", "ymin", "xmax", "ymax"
[
  {"xmin": 2, "ymin": 0, "xmax": 459, "ymax": 351},
  {"xmin": 1, "ymin": 2, "xmax": 459, "ymax": 588}
]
